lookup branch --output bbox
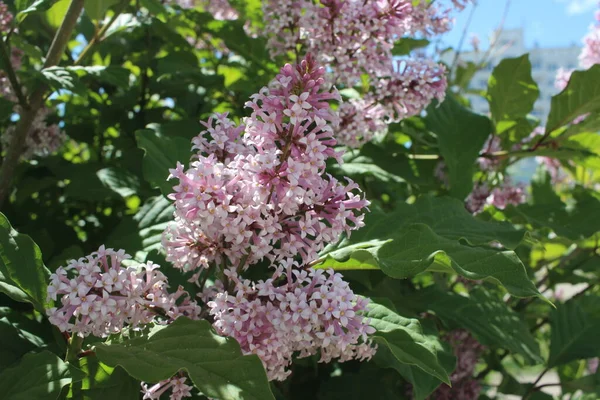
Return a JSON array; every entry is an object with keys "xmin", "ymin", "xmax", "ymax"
[
  {"xmin": 0, "ymin": 0, "xmax": 85, "ymax": 208},
  {"xmin": 0, "ymin": 37, "xmax": 28, "ymax": 109},
  {"xmin": 73, "ymin": 0, "xmax": 128, "ymax": 65},
  {"xmin": 523, "ymin": 367, "xmax": 550, "ymax": 399}
]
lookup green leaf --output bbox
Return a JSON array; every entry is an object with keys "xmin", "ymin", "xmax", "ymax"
[
  {"xmin": 39, "ymin": 67, "xmax": 83, "ymax": 93},
  {"xmin": 365, "ymin": 301, "xmax": 451, "ymax": 385},
  {"xmin": 0, "ymin": 97, "xmax": 15, "ymax": 121},
  {"xmin": 44, "ymin": 0, "xmax": 70, "ymax": 29},
  {"xmin": 84, "ymin": 0, "xmax": 121, "ymax": 20},
  {"xmin": 136, "ymin": 128, "xmax": 192, "ymax": 196},
  {"xmin": 67, "ymin": 357, "xmax": 139, "ymax": 399},
  {"xmin": 317, "ymin": 364, "xmax": 405, "ymax": 400},
  {"xmin": 426, "ymin": 95, "xmax": 492, "ymax": 199},
  {"xmin": 103, "ymin": 14, "xmax": 140, "ymax": 38},
  {"xmin": 563, "ymin": 371, "xmax": 600, "ymax": 396},
  {"xmin": 374, "ymin": 320, "xmax": 456, "ymax": 400},
  {"xmin": 394, "ymin": 196, "xmax": 528, "ymax": 249},
  {"xmin": 16, "ymin": 0, "xmax": 59, "ymax": 21},
  {"xmin": 106, "ymin": 195, "xmax": 174, "ymax": 255},
  {"xmin": 546, "ymin": 65, "xmax": 600, "ymax": 134},
  {"xmin": 66, "ymin": 66, "xmax": 131, "ymax": 88},
  {"xmin": 140, "ymin": 0, "xmax": 167, "ymax": 15},
  {"xmin": 96, "ymin": 318, "xmax": 274, "ymax": 400},
  {"xmin": 412, "ymin": 287, "xmax": 542, "ymax": 363},
  {"xmin": 487, "ymin": 54, "xmax": 539, "ymax": 122},
  {"xmin": 392, "ymin": 38, "xmax": 430, "ymax": 56},
  {"xmin": 0, "ymin": 350, "xmax": 76, "ymax": 399},
  {"xmin": 97, "ymin": 167, "xmax": 141, "ymax": 198},
  {"xmin": 548, "ymin": 294, "xmax": 600, "ymax": 368},
  {"xmin": 511, "ymin": 168, "xmax": 600, "ymax": 240},
  {"xmin": 0, "ymin": 213, "xmax": 50, "ymax": 311},
  {"xmin": 0, "ymin": 318, "xmax": 37, "ymax": 370},
  {"xmin": 318, "ymin": 196, "xmax": 538, "ymax": 298},
  {"xmin": 0, "ymin": 270, "xmax": 30, "ymax": 304}
]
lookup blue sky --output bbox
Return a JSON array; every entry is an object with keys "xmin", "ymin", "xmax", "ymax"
[{"xmin": 441, "ymin": 0, "xmax": 597, "ymax": 50}]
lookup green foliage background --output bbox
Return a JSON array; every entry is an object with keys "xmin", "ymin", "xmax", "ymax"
[{"xmin": 0, "ymin": 0, "xmax": 599, "ymax": 399}]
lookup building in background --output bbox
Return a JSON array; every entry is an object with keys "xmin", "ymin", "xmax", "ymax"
[{"xmin": 443, "ymin": 29, "xmax": 580, "ymax": 121}]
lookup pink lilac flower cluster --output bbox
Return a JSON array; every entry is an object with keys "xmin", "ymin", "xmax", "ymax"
[
  {"xmin": 431, "ymin": 329, "xmax": 485, "ymax": 400},
  {"xmin": 165, "ymin": 0, "xmax": 238, "ymax": 20},
  {"xmin": 554, "ymin": 67, "xmax": 573, "ymax": 91},
  {"xmin": 163, "ymin": 55, "xmax": 369, "ymax": 277},
  {"xmin": 589, "ymin": 358, "xmax": 599, "ymax": 374},
  {"xmin": 260, "ymin": 0, "xmax": 459, "ymax": 147},
  {"xmin": 0, "ymin": 3, "xmax": 22, "ymax": 101},
  {"xmin": 516, "ymin": 127, "xmax": 566, "ymax": 184},
  {"xmin": 46, "ymin": 246, "xmax": 200, "ymax": 338},
  {"xmin": 142, "ymin": 376, "xmax": 194, "ymax": 400},
  {"xmin": 262, "ymin": 0, "xmax": 468, "ymax": 68},
  {"xmin": 580, "ymin": 7, "xmax": 600, "ymax": 69},
  {"xmin": 435, "ymin": 135, "xmax": 526, "ymax": 214},
  {"xmin": 465, "ymin": 180, "xmax": 526, "ymax": 214},
  {"xmin": 0, "ymin": 1, "xmax": 12, "ymax": 33},
  {"xmin": 335, "ymin": 59, "xmax": 446, "ymax": 146},
  {"xmin": 208, "ymin": 266, "xmax": 376, "ymax": 381},
  {"xmin": 555, "ymin": 6, "xmax": 600, "ymax": 89},
  {"xmin": 336, "ymin": 99, "xmax": 388, "ymax": 148},
  {"xmin": 478, "ymin": 135, "xmax": 503, "ymax": 171},
  {"xmin": 2, "ymin": 107, "xmax": 67, "ymax": 160}
]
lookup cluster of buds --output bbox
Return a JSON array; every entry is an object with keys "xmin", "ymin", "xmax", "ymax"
[
  {"xmin": 260, "ymin": 0, "xmax": 462, "ymax": 147},
  {"xmin": 208, "ymin": 266, "xmax": 376, "ymax": 381},
  {"xmin": 432, "ymin": 329, "xmax": 485, "ymax": 400},
  {"xmin": 46, "ymin": 246, "xmax": 200, "ymax": 338},
  {"xmin": 163, "ymin": 55, "xmax": 369, "ymax": 277},
  {"xmin": 165, "ymin": 0, "xmax": 238, "ymax": 20}
]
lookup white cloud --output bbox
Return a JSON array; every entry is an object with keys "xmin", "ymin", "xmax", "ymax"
[{"xmin": 556, "ymin": 0, "xmax": 598, "ymax": 15}]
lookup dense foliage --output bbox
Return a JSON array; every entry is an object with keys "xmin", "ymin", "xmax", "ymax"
[{"xmin": 0, "ymin": 0, "xmax": 599, "ymax": 399}]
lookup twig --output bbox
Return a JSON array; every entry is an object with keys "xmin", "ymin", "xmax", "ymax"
[
  {"xmin": 73, "ymin": 0, "xmax": 129, "ymax": 65},
  {"xmin": 523, "ymin": 367, "xmax": 550, "ymax": 399},
  {"xmin": 450, "ymin": 1, "xmax": 479, "ymax": 74},
  {"xmin": 0, "ymin": 38, "xmax": 28, "ymax": 109},
  {"xmin": 0, "ymin": 0, "xmax": 85, "ymax": 208}
]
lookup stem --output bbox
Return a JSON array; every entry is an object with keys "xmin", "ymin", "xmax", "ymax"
[
  {"xmin": 65, "ymin": 334, "xmax": 84, "ymax": 363},
  {"xmin": 450, "ymin": 1, "xmax": 478, "ymax": 74},
  {"xmin": 73, "ymin": 1, "xmax": 128, "ymax": 65},
  {"xmin": 0, "ymin": 0, "xmax": 85, "ymax": 208},
  {"xmin": 524, "ymin": 367, "xmax": 550, "ymax": 399},
  {"xmin": 0, "ymin": 38, "xmax": 28, "ymax": 109}
]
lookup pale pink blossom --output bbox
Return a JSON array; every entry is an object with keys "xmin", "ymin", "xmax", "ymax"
[{"xmin": 208, "ymin": 267, "xmax": 376, "ymax": 381}]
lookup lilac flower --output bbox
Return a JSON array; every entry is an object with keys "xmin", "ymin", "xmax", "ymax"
[
  {"xmin": 2, "ymin": 107, "xmax": 67, "ymax": 160},
  {"xmin": 46, "ymin": 246, "xmax": 200, "ymax": 338},
  {"xmin": 207, "ymin": 267, "xmax": 376, "ymax": 381},
  {"xmin": 142, "ymin": 376, "xmax": 194, "ymax": 400},
  {"xmin": 555, "ymin": 67, "xmax": 573, "ymax": 91},
  {"xmin": 163, "ymin": 56, "xmax": 369, "ymax": 276},
  {"xmin": 589, "ymin": 358, "xmax": 599, "ymax": 374},
  {"xmin": 580, "ymin": 8, "xmax": 600, "ymax": 69},
  {"xmin": 0, "ymin": 1, "xmax": 12, "ymax": 33},
  {"xmin": 335, "ymin": 99, "xmax": 388, "ymax": 147},
  {"xmin": 164, "ymin": 0, "xmax": 238, "ymax": 20}
]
